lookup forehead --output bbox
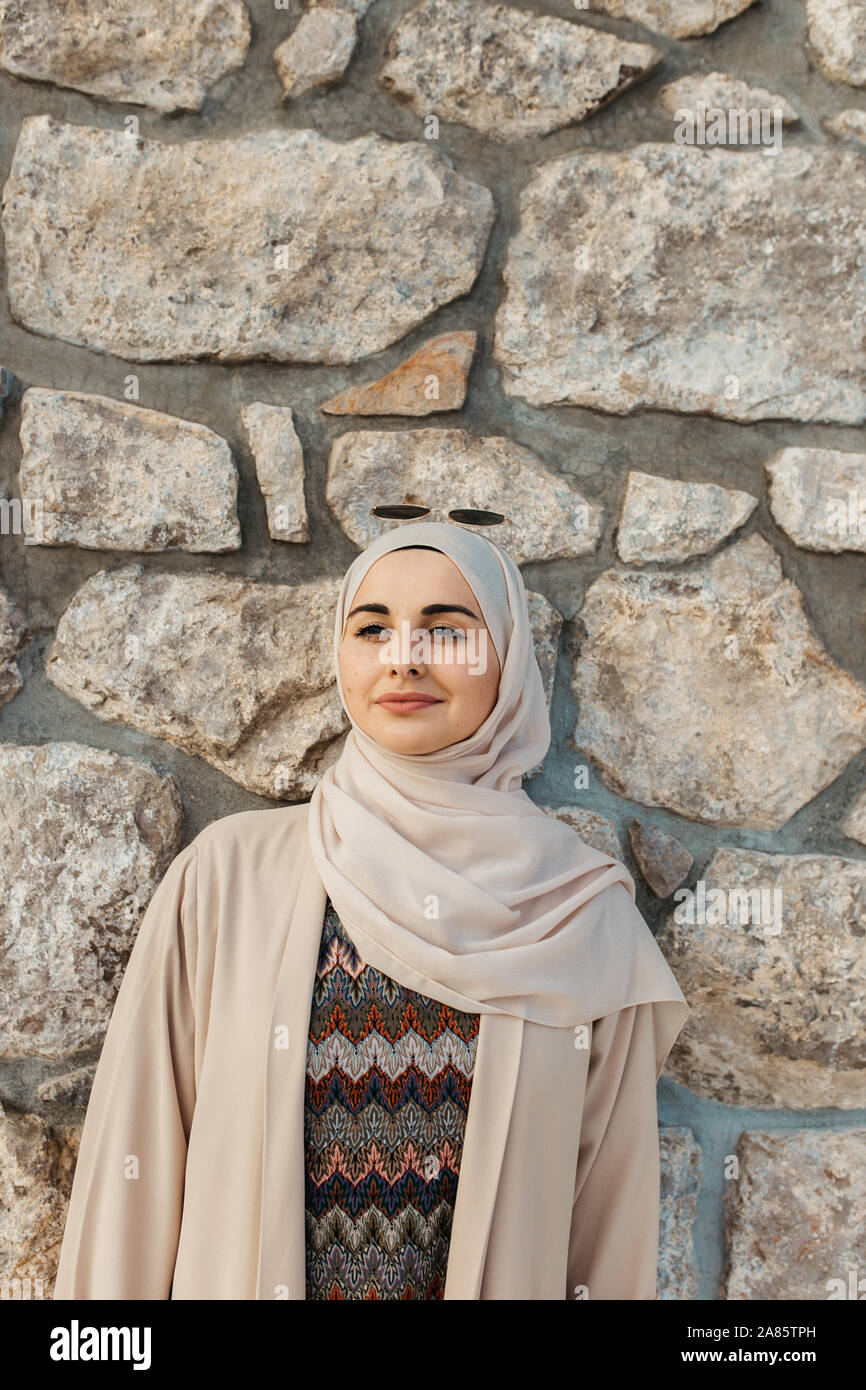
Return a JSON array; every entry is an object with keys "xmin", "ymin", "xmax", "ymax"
[{"xmin": 349, "ymin": 548, "xmax": 479, "ymax": 605}]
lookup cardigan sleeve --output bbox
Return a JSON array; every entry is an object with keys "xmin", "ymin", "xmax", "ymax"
[
  {"xmin": 53, "ymin": 841, "xmax": 199, "ymax": 1300},
  {"xmin": 567, "ymin": 1003, "xmax": 663, "ymax": 1301}
]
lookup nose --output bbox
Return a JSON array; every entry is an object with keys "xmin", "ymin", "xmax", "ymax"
[{"xmin": 379, "ymin": 619, "xmax": 427, "ymax": 674}]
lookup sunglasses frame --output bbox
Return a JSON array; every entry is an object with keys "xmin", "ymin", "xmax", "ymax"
[{"xmin": 368, "ymin": 503, "xmax": 513, "ymax": 534}]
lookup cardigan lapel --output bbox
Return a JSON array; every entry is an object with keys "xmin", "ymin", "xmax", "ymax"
[
  {"xmin": 256, "ymin": 842, "xmax": 327, "ymax": 1300},
  {"xmin": 443, "ymin": 1011, "xmax": 524, "ymax": 1299},
  {"xmin": 255, "ymin": 831, "xmax": 525, "ymax": 1301}
]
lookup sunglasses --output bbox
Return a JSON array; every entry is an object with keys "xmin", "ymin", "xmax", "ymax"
[{"xmin": 369, "ymin": 503, "xmax": 512, "ymax": 529}]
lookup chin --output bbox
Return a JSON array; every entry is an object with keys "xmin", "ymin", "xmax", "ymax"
[
  {"xmin": 380, "ymin": 730, "xmax": 440, "ymax": 754},
  {"xmin": 365, "ymin": 720, "xmax": 450, "ymax": 755}
]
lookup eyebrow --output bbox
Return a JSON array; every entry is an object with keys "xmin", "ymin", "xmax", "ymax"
[{"xmin": 345, "ymin": 601, "xmax": 479, "ymax": 621}]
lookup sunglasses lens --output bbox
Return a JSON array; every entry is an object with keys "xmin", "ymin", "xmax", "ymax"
[
  {"xmin": 370, "ymin": 504, "xmax": 430, "ymax": 520},
  {"xmin": 448, "ymin": 509, "xmax": 506, "ymax": 526}
]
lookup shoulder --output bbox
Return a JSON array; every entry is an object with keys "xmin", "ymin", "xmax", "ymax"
[{"xmin": 189, "ymin": 801, "xmax": 311, "ymax": 863}]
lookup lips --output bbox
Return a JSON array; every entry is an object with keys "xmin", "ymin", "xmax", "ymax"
[{"xmin": 375, "ymin": 693, "xmax": 441, "ymax": 712}]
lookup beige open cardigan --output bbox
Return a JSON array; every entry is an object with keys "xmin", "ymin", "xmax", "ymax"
[{"xmin": 54, "ymin": 800, "xmax": 685, "ymax": 1301}]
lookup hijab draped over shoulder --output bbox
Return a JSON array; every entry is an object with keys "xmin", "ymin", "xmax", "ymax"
[{"xmin": 307, "ymin": 520, "xmax": 687, "ymax": 1061}]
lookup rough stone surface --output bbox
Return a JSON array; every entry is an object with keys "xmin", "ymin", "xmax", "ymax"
[
  {"xmin": 240, "ymin": 402, "xmax": 309, "ymax": 543},
  {"xmin": 494, "ymin": 143, "xmax": 866, "ymax": 424},
  {"xmin": 723, "ymin": 1130, "xmax": 866, "ymax": 1298},
  {"xmin": 765, "ymin": 446, "xmax": 866, "ymax": 553},
  {"xmin": 19, "ymin": 388, "xmax": 241, "ymax": 553},
  {"xmin": 807, "ymin": 0, "xmax": 866, "ymax": 87},
  {"xmin": 274, "ymin": 8, "xmax": 358, "ymax": 99},
  {"xmin": 570, "ymin": 535, "xmax": 866, "ymax": 830},
  {"xmin": 0, "ymin": 1101, "xmax": 77, "ymax": 1300},
  {"xmin": 658, "ymin": 1127, "xmax": 702, "ymax": 1301},
  {"xmin": 824, "ymin": 106, "xmax": 866, "ymax": 142},
  {"xmin": 589, "ymin": 0, "xmax": 760, "ymax": 39},
  {"xmin": 0, "ymin": 586, "xmax": 30, "ymax": 709},
  {"xmin": 657, "ymin": 71, "xmax": 799, "ymax": 123},
  {"xmin": 380, "ymin": 0, "xmax": 660, "ymax": 141},
  {"xmin": 1, "ymin": 114, "xmax": 494, "ymax": 365},
  {"xmin": 321, "ymin": 331, "xmax": 476, "ymax": 416},
  {"xmin": 326, "ymin": 429, "xmax": 603, "ymax": 566},
  {"xmin": 628, "ymin": 819, "xmax": 693, "ymax": 897},
  {"xmin": 616, "ymin": 470, "xmax": 757, "ymax": 563},
  {"xmin": 538, "ymin": 805, "xmax": 624, "ymax": 860},
  {"xmin": 45, "ymin": 568, "xmax": 348, "ymax": 802},
  {"xmin": 523, "ymin": 592, "xmax": 562, "ymax": 779},
  {"xmin": 35, "ymin": 1066, "xmax": 97, "ymax": 1108},
  {"xmin": 841, "ymin": 789, "xmax": 866, "ymax": 845},
  {"xmin": 0, "ymin": 742, "xmax": 183, "ymax": 1059},
  {"xmin": 0, "ymin": 0, "xmax": 251, "ymax": 113},
  {"xmin": 306, "ymin": 0, "xmax": 376, "ymax": 14},
  {"xmin": 524, "ymin": 592, "xmax": 562, "ymax": 714},
  {"xmin": 657, "ymin": 847, "xmax": 866, "ymax": 1109}
]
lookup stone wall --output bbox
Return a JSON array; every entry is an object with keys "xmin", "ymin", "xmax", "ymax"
[{"xmin": 1, "ymin": 0, "xmax": 865, "ymax": 1302}]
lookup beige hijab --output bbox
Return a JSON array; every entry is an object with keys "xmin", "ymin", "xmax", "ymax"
[{"xmin": 307, "ymin": 521, "xmax": 687, "ymax": 1055}]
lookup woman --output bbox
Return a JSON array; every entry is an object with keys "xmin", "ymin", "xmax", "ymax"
[{"xmin": 54, "ymin": 518, "xmax": 688, "ymax": 1301}]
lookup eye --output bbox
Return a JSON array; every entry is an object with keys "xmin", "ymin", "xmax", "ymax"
[
  {"xmin": 430, "ymin": 624, "xmax": 466, "ymax": 639},
  {"xmin": 354, "ymin": 623, "xmax": 390, "ymax": 640}
]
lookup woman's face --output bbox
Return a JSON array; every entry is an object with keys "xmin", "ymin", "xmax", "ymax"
[{"xmin": 338, "ymin": 548, "xmax": 502, "ymax": 755}]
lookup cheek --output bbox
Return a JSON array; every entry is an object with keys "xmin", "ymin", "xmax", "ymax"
[
  {"xmin": 339, "ymin": 644, "xmax": 380, "ymax": 693},
  {"xmin": 445, "ymin": 657, "xmax": 499, "ymax": 717},
  {"xmin": 479, "ymin": 667, "xmax": 500, "ymax": 717},
  {"xmin": 474, "ymin": 647, "xmax": 501, "ymax": 718},
  {"xmin": 337, "ymin": 647, "xmax": 356, "ymax": 696}
]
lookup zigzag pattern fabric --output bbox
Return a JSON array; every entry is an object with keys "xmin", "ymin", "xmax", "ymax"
[{"xmin": 304, "ymin": 896, "xmax": 480, "ymax": 1299}]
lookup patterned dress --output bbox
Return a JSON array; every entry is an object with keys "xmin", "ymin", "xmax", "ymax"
[{"xmin": 304, "ymin": 895, "xmax": 481, "ymax": 1299}]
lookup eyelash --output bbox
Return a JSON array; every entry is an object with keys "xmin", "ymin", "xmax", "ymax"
[{"xmin": 354, "ymin": 622, "xmax": 466, "ymax": 640}]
